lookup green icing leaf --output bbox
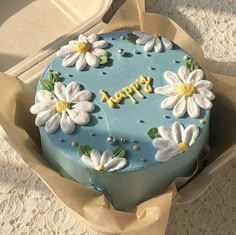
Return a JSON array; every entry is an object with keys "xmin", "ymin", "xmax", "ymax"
[
  {"xmin": 79, "ymin": 145, "xmax": 92, "ymax": 157},
  {"xmin": 98, "ymin": 54, "xmax": 108, "ymax": 64},
  {"xmin": 147, "ymin": 127, "xmax": 161, "ymax": 139},
  {"xmin": 40, "ymin": 71, "xmax": 61, "ymax": 91},
  {"xmin": 40, "ymin": 80, "xmax": 54, "ymax": 91},
  {"xmin": 112, "ymin": 146, "xmax": 126, "ymax": 158},
  {"xmin": 125, "ymin": 33, "xmax": 139, "ymax": 44},
  {"xmin": 184, "ymin": 57, "xmax": 201, "ymax": 72}
]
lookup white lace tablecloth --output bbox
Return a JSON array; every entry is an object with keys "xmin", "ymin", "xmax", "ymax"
[{"xmin": 1, "ymin": 0, "xmax": 236, "ymax": 234}]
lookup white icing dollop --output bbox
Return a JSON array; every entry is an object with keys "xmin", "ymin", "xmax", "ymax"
[
  {"xmin": 155, "ymin": 66, "xmax": 215, "ymax": 118},
  {"xmin": 56, "ymin": 33, "xmax": 108, "ymax": 71},
  {"xmin": 133, "ymin": 31, "xmax": 173, "ymax": 52},
  {"xmin": 153, "ymin": 122, "xmax": 199, "ymax": 162},
  {"xmin": 30, "ymin": 81, "xmax": 95, "ymax": 134},
  {"xmin": 81, "ymin": 149, "xmax": 127, "ymax": 172}
]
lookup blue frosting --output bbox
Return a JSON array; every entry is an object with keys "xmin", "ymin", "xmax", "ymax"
[{"xmin": 37, "ymin": 30, "xmax": 210, "ymax": 210}]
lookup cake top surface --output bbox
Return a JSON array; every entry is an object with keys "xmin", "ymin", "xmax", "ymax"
[{"xmin": 31, "ymin": 30, "xmax": 214, "ymax": 172}]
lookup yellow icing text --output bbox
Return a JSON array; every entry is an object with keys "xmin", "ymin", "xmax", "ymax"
[
  {"xmin": 100, "ymin": 75, "xmax": 153, "ymax": 108},
  {"xmin": 176, "ymin": 83, "xmax": 195, "ymax": 97},
  {"xmin": 178, "ymin": 142, "xmax": 189, "ymax": 152},
  {"xmin": 55, "ymin": 101, "xmax": 70, "ymax": 112}
]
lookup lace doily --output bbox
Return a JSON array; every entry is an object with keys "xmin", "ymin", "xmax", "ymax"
[
  {"xmin": 146, "ymin": 0, "xmax": 236, "ymax": 76},
  {"xmin": 1, "ymin": 0, "xmax": 236, "ymax": 234}
]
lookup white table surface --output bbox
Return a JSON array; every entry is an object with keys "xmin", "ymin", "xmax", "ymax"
[{"xmin": 1, "ymin": 0, "xmax": 236, "ymax": 234}]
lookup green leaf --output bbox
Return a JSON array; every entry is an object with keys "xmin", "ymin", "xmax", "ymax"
[
  {"xmin": 48, "ymin": 72, "xmax": 53, "ymax": 82},
  {"xmin": 79, "ymin": 145, "xmax": 92, "ymax": 157},
  {"xmin": 98, "ymin": 54, "xmax": 108, "ymax": 64},
  {"xmin": 147, "ymin": 127, "xmax": 161, "ymax": 139},
  {"xmin": 48, "ymin": 71, "xmax": 61, "ymax": 84},
  {"xmin": 112, "ymin": 146, "xmax": 126, "ymax": 158},
  {"xmin": 185, "ymin": 58, "xmax": 201, "ymax": 72},
  {"xmin": 40, "ymin": 80, "xmax": 54, "ymax": 91},
  {"xmin": 125, "ymin": 33, "xmax": 139, "ymax": 44}
]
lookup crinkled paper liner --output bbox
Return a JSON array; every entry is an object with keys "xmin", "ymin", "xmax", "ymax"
[{"xmin": 1, "ymin": 0, "xmax": 236, "ymax": 234}]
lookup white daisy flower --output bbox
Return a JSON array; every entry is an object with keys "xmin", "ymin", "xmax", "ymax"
[
  {"xmin": 153, "ymin": 122, "xmax": 199, "ymax": 162},
  {"xmin": 56, "ymin": 33, "xmax": 108, "ymax": 71},
  {"xmin": 133, "ymin": 31, "xmax": 173, "ymax": 52},
  {"xmin": 81, "ymin": 149, "xmax": 127, "ymax": 172},
  {"xmin": 30, "ymin": 82, "xmax": 95, "ymax": 134},
  {"xmin": 155, "ymin": 66, "xmax": 215, "ymax": 118}
]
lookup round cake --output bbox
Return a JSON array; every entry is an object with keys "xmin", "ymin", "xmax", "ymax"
[{"xmin": 30, "ymin": 30, "xmax": 214, "ymax": 211}]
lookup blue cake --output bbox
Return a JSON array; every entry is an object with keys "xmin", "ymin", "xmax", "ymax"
[{"xmin": 30, "ymin": 30, "xmax": 215, "ymax": 211}]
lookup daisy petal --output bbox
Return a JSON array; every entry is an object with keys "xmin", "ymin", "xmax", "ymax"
[
  {"xmin": 60, "ymin": 111, "xmax": 75, "ymax": 134},
  {"xmin": 72, "ymin": 101, "xmax": 95, "ymax": 112},
  {"xmin": 35, "ymin": 109, "xmax": 55, "ymax": 127},
  {"xmin": 81, "ymin": 155, "xmax": 96, "ymax": 168},
  {"xmin": 90, "ymin": 149, "xmax": 101, "ymax": 165},
  {"xmin": 100, "ymin": 150, "xmax": 112, "ymax": 165},
  {"xmin": 155, "ymin": 85, "xmax": 178, "ymax": 96},
  {"xmin": 172, "ymin": 122, "xmax": 185, "ymax": 144},
  {"xmin": 155, "ymin": 145, "xmax": 181, "ymax": 162},
  {"xmin": 161, "ymin": 37, "xmax": 173, "ymax": 49},
  {"xmin": 154, "ymin": 37, "xmax": 162, "ymax": 52},
  {"xmin": 76, "ymin": 54, "xmax": 87, "ymax": 71},
  {"xmin": 144, "ymin": 38, "xmax": 155, "ymax": 51},
  {"xmin": 195, "ymin": 80, "xmax": 213, "ymax": 90},
  {"xmin": 136, "ymin": 36, "xmax": 153, "ymax": 44},
  {"xmin": 161, "ymin": 95, "xmax": 181, "ymax": 109},
  {"xmin": 78, "ymin": 34, "xmax": 87, "ymax": 42},
  {"xmin": 37, "ymin": 90, "xmax": 57, "ymax": 102},
  {"xmin": 173, "ymin": 96, "xmax": 187, "ymax": 117},
  {"xmin": 85, "ymin": 52, "xmax": 99, "ymax": 67},
  {"xmin": 92, "ymin": 40, "xmax": 108, "ymax": 49},
  {"xmin": 193, "ymin": 94, "xmax": 213, "ymax": 109},
  {"xmin": 187, "ymin": 96, "xmax": 200, "ymax": 118},
  {"xmin": 66, "ymin": 82, "xmax": 81, "ymax": 102},
  {"xmin": 45, "ymin": 113, "xmax": 61, "ymax": 134},
  {"xmin": 152, "ymin": 138, "xmax": 175, "ymax": 149},
  {"xmin": 56, "ymin": 45, "xmax": 76, "ymax": 57},
  {"xmin": 105, "ymin": 158, "xmax": 127, "ymax": 172},
  {"xmin": 178, "ymin": 66, "xmax": 190, "ymax": 83},
  {"xmin": 133, "ymin": 31, "xmax": 152, "ymax": 38},
  {"xmin": 91, "ymin": 48, "xmax": 106, "ymax": 57},
  {"xmin": 183, "ymin": 125, "xmax": 199, "ymax": 146},
  {"xmin": 158, "ymin": 126, "xmax": 174, "ymax": 140},
  {"xmin": 68, "ymin": 40, "xmax": 78, "ymax": 46},
  {"xmin": 197, "ymin": 88, "xmax": 215, "ymax": 100},
  {"xmin": 87, "ymin": 34, "xmax": 98, "ymax": 43},
  {"xmin": 186, "ymin": 69, "xmax": 204, "ymax": 84},
  {"xmin": 30, "ymin": 102, "xmax": 55, "ymax": 114},
  {"xmin": 67, "ymin": 109, "xmax": 90, "ymax": 125},
  {"xmin": 164, "ymin": 71, "xmax": 182, "ymax": 85},
  {"xmin": 62, "ymin": 53, "xmax": 80, "ymax": 67},
  {"xmin": 69, "ymin": 90, "xmax": 92, "ymax": 103},
  {"xmin": 54, "ymin": 82, "xmax": 66, "ymax": 101}
]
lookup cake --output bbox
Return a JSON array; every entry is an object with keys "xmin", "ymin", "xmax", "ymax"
[{"xmin": 30, "ymin": 30, "xmax": 215, "ymax": 211}]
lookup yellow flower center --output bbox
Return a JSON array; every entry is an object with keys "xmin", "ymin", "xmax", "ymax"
[
  {"xmin": 176, "ymin": 83, "xmax": 195, "ymax": 97},
  {"xmin": 178, "ymin": 142, "xmax": 189, "ymax": 152},
  {"xmin": 75, "ymin": 42, "xmax": 90, "ymax": 54},
  {"xmin": 97, "ymin": 164, "xmax": 105, "ymax": 171},
  {"xmin": 55, "ymin": 101, "xmax": 70, "ymax": 113}
]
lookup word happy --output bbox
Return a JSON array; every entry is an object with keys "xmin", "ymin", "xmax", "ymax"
[{"xmin": 100, "ymin": 75, "xmax": 153, "ymax": 108}]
